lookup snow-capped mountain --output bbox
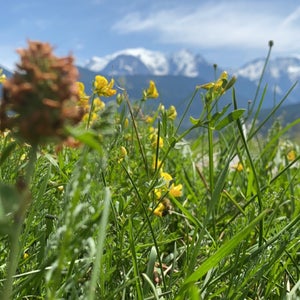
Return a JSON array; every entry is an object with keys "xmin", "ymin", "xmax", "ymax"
[
  {"xmin": 236, "ymin": 57, "xmax": 300, "ymax": 83},
  {"xmin": 83, "ymin": 48, "xmax": 212, "ymax": 78},
  {"xmin": 236, "ymin": 57, "xmax": 300, "ymax": 103}
]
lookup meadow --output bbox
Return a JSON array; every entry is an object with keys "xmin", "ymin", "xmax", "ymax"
[{"xmin": 0, "ymin": 41, "xmax": 299, "ymax": 299}]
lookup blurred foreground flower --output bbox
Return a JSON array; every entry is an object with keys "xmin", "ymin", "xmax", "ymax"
[{"xmin": 0, "ymin": 40, "xmax": 83, "ymax": 145}]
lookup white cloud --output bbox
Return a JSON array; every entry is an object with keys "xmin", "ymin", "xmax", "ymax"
[{"xmin": 112, "ymin": 2, "xmax": 300, "ymax": 53}]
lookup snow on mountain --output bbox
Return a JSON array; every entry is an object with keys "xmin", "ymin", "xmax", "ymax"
[
  {"xmin": 83, "ymin": 48, "xmax": 300, "ymax": 105},
  {"xmin": 236, "ymin": 57, "xmax": 300, "ymax": 83},
  {"xmin": 83, "ymin": 48, "xmax": 211, "ymax": 77},
  {"xmin": 235, "ymin": 56, "xmax": 300, "ymax": 104},
  {"xmin": 84, "ymin": 48, "xmax": 169, "ymax": 76},
  {"xmin": 236, "ymin": 59, "xmax": 266, "ymax": 82},
  {"xmin": 169, "ymin": 49, "xmax": 199, "ymax": 77}
]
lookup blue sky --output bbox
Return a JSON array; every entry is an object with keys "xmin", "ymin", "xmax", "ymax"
[{"xmin": 1, "ymin": 0, "xmax": 300, "ymax": 70}]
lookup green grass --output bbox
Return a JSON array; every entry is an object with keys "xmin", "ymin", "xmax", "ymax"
[{"xmin": 1, "ymin": 52, "xmax": 300, "ymax": 299}]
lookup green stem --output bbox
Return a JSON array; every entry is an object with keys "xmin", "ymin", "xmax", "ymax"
[
  {"xmin": 2, "ymin": 144, "xmax": 38, "ymax": 300},
  {"xmin": 86, "ymin": 93, "xmax": 97, "ymax": 129},
  {"xmin": 87, "ymin": 187, "xmax": 111, "ymax": 300},
  {"xmin": 206, "ymin": 102, "xmax": 215, "ymax": 237},
  {"xmin": 125, "ymin": 93, "xmax": 149, "ymax": 174}
]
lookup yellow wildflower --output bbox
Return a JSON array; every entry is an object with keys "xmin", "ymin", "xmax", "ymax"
[
  {"xmin": 0, "ymin": 69, "xmax": 6, "ymax": 84},
  {"xmin": 151, "ymin": 135, "xmax": 164, "ymax": 148},
  {"xmin": 82, "ymin": 112, "xmax": 98, "ymax": 123},
  {"xmin": 20, "ymin": 153, "xmax": 26, "ymax": 161},
  {"xmin": 149, "ymin": 127, "xmax": 164, "ymax": 148},
  {"xmin": 161, "ymin": 171, "xmax": 173, "ymax": 182},
  {"xmin": 118, "ymin": 146, "xmax": 128, "ymax": 163},
  {"xmin": 93, "ymin": 97, "xmax": 105, "ymax": 112},
  {"xmin": 77, "ymin": 82, "xmax": 90, "ymax": 113},
  {"xmin": 232, "ymin": 162, "xmax": 244, "ymax": 172},
  {"xmin": 287, "ymin": 150, "xmax": 296, "ymax": 161},
  {"xmin": 198, "ymin": 71, "xmax": 236, "ymax": 101},
  {"xmin": 169, "ymin": 183, "xmax": 183, "ymax": 197},
  {"xmin": 124, "ymin": 118, "xmax": 129, "ymax": 128},
  {"xmin": 167, "ymin": 105, "xmax": 177, "ymax": 120},
  {"xmin": 93, "ymin": 75, "xmax": 117, "ymax": 97},
  {"xmin": 154, "ymin": 188, "xmax": 162, "ymax": 199},
  {"xmin": 152, "ymin": 198, "xmax": 172, "ymax": 217},
  {"xmin": 145, "ymin": 115, "xmax": 154, "ymax": 124},
  {"xmin": 57, "ymin": 185, "xmax": 64, "ymax": 192},
  {"xmin": 159, "ymin": 104, "xmax": 165, "ymax": 112},
  {"xmin": 143, "ymin": 80, "xmax": 159, "ymax": 99}
]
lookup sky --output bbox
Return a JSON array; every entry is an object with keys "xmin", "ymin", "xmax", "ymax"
[{"xmin": 1, "ymin": 0, "xmax": 300, "ymax": 70}]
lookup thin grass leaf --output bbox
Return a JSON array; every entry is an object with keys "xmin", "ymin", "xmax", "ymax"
[
  {"xmin": 128, "ymin": 218, "xmax": 144, "ymax": 300},
  {"xmin": 143, "ymin": 246, "xmax": 157, "ymax": 295},
  {"xmin": 87, "ymin": 187, "xmax": 111, "ymax": 300},
  {"xmin": 0, "ymin": 141, "xmax": 17, "ymax": 166},
  {"xmin": 215, "ymin": 109, "xmax": 245, "ymax": 130},
  {"xmin": 175, "ymin": 209, "xmax": 269, "ymax": 298},
  {"xmin": 142, "ymin": 273, "xmax": 160, "ymax": 300}
]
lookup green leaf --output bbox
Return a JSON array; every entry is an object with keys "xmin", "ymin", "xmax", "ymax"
[
  {"xmin": 224, "ymin": 76, "xmax": 237, "ymax": 91},
  {"xmin": 66, "ymin": 126, "xmax": 103, "ymax": 154},
  {"xmin": 175, "ymin": 210, "xmax": 269, "ymax": 298},
  {"xmin": 0, "ymin": 182, "xmax": 21, "ymax": 215},
  {"xmin": 0, "ymin": 141, "xmax": 17, "ymax": 166},
  {"xmin": 211, "ymin": 104, "xmax": 231, "ymax": 124},
  {"xmin": 189, "ymin": 116, "xmax": 201, "ymax": 126},
  {"xmin": 215, "ymin": 109, "xmax": 245, "ymax": 130}
]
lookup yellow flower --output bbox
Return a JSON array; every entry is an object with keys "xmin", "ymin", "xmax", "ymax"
[
  {"xmin": 152, "ymin": 198, "xmax": 172, "ymax": 217},
  {"xmin": 169, "ymin": 183, "xmax": 183, "ymax": 197},
  {"xmin": 118, "ymin": 146, "xmax": 127, "ymax": 163},
  {"xmin": 232, "ymin": 162, "xmax": 244, "ymax": 172},
  {"xmin": 153, "ymin": 202, "xmax": 167, "ymax": 217},
  {"xmin": 143, "ymin": 80, "xmax": 159, "ymax": 99},
  {"xmin": 77, "ymin": 82, "xmax": 90, "ymax": 110},
  {"xmin": 151, "ymin": 135, "xmax": 164, "ymax": 148},
  {"xmin": 93, "ymin": 97, "xmax": 105, "ymax": 112},
  {"xmin": 82, "ymin": 112, "xmax": 98, "ymax": 123},
  {"xmin": 167, "ymin": 105, "xmax": 177, "ymax": 120},
  {"xmin": 124, "ymin": 118, "xmax": 129, "ymax": 128},
  {"xmin": 154, "ymin": 188, "xmax": 162, "ymax": 199},
  {"xmin": 57, "ymin": 185, "xmax": 64, "ymax": 192},
  {"xmin": 198, "ymin": 71, "xmax": 236, "ymax": 101},
  {"xmin": 93, "ymin": 75, "xmax": 117, "ymax": 97},
  {"xmin": 287, "ymin": 150, "xmax": 296, "ymax": 161},
  {"xmin": 149, "ymin": 127, "xmax": 164, "ymax": 148},
  {"xmin": 161, "ymin": 171, "xmax": 173, "ymax": 182},
  {"xmin": 145, "ymin": 115, "xmax": 154, "ymax": 123},
  {"xmin": 20, "ymin": 153, "xmax": 26, "ymax": 161},
  {"xmin": 0, "ymin": 69, "xmax": 6, "ymax": 84}
]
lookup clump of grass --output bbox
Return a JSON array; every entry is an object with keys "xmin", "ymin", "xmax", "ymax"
[{"xmin": 0, "ymin": 40, "xmax": 300, "ymax": 300}]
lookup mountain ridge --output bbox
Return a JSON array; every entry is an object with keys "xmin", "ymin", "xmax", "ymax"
[{"xmin": 1, "ymin": 48, "xmax": 300, "ymax": 111}]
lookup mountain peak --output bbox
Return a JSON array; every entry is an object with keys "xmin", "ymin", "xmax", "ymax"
[{"xmin": 83, "ymin": 48, "xmax": 212, "ymax": 77}]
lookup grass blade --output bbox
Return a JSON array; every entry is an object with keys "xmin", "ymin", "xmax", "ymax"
[{"xmin": 175, "ymin": 209, "xmax": 269, "ymax": 298}]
